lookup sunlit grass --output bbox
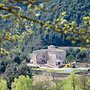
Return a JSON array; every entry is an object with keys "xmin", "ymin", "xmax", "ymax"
[{"xmin": 32, "ymin": 67, "xmax": 64, "ymax": 73}]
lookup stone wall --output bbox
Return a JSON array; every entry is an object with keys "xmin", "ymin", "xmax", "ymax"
[
  {"xmin": 36, "ymin": 50, "xmax": 48, "ymax": 64},
  {"xmin": 30, "ymin": 45, "xmax": 66, "ymax": 68}
]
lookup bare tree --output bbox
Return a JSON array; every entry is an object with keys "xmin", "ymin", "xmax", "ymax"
[
  {"xmin": 33, "ymin": 80, "xmax": 54, "ymax": 90},
  {"xmin": 51, "ymin": 72, "xmax": 64, "ymax": 90}
]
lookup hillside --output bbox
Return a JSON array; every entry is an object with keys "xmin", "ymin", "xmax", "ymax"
[
  {"xmin": 0, "ymin": 0, "xmax": 90, "ymax": 59},
  {"xmin": 42, "ymin": 0, "xmax": 90, "ymax": 25},
  {"xmin": 19, "ymin": 0, "xmax": 90, "ymax": 58}
]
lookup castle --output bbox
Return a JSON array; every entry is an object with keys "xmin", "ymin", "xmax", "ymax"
[{"xmin": 30, "ymin": 45, "xmax": 66, "ymax": 68}]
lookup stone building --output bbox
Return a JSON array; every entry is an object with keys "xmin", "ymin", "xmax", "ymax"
[{"xmin": 30, "ymin": 45, "xmax": 66, "ymax": 68}]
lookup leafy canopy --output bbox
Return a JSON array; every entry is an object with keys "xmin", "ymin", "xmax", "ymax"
[
  {"xmin": 0, "ymin": 79, "xmax": 8, "ymax": 90},
  {"xmin": 12, "ymin": 75, "xmax": 32, "ymax": 90}
]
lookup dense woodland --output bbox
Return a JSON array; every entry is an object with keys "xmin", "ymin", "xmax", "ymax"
[{"xmin": 0, "ymin": 0, "xmax": 90, "ymax": 90}]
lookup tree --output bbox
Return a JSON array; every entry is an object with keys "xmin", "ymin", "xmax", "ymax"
[
  {"xmin": 66, "ymin": 48, "xmax": 76, "ymax": 57},
  {"xmin": 66, "ymin": 54, "xmax": 75, "ymax": 63},
  {"xmin": 12, "ymin": 75, "xmax": 32, "ymax": 90},
  {"xmin": 68, "ymin": 73, "xmax": 79, "ymax": 90},
  {"xmin": 75, "ymin": 48, "xmax": 81, "ymax": 55},
  {"xmin": 76, "ymin": 51, "xmax": 87, "ymax": 62},
  {"xmin": 2, "ymin": 63, "xmax": 32, "ymax": 89},
  {"xmin": 87, "ymin": 79, "xmax": 90, "ymax": 89},
  {"xmin": 13, "ymin": 56, "xmax": 21, "ymax": 64},
  {"xmin": 0, "ymin": 79, "xmax": 8, "ymax": 90},
  {"xmin": 0, "ymin": 60, "xmax": 6, "ymax": 74}
]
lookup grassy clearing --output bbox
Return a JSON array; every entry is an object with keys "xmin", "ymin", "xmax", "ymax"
[
  {"xmin": 32, "ymin": 67, "xmax": 64, "ymax": 73},
  {"xmin": 32, "ymin": 75, "xmax": 53, "ymax": 83},
  {"xmin": 32, "ymin": 67, "xmax": 86, "ymax": 74}
]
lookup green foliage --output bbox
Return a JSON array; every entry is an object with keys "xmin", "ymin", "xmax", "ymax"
[
  {"xmin": 12, "ymin": 75, "xmax": 32, "ymax": 90},
  {"xmin": 2, "ymin": 63, "xmax": 32, "ymax": 89},
  {"xmin": 0, "ymin": 60, "xmax": 6, "ymax": 74},
  {"xmin": 68, "ymin": 73, "xmax": 79, "ymax": 90},
  {"xmin": 0, "ymin": 48, "xmax": 9, "ymax": 57},
  {"xmin": 66, "ymin": 55, "xmax": 75, "ymax": 62},
  {"xmin": 76, "ymin": 50, "xmax": 87, "ymax": 62},
  {"xmin": 52, "ymin": 80, "xmax": 64, "ymax": 90},
  {"xmin": 0, "ymin": 79, "xmax": 8, "ymax": 90}
]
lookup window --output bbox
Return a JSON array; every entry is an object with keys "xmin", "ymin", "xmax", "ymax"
[
  {"xmin": 58, "ymin": 62, "xmax": 60, "ymax": 65},
  {"xmin": 56, "ymin": 62, "xmax": 60, "ymax": 65}
]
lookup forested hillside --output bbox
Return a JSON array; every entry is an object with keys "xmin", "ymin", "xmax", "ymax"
[
  {"xmin": 18, "ymin": 0, "xmax": 90, "ymax": 58},
  {"xmin": 27, "ymin": 0, "xmax": 90, "ymax": 47},
  {"xmin": 0, "ymin": 0, "xmax": 90, "ymax": 59},
  {"xmin": 42, "ymin": 0, "xmax": 90, "ymax": 25}
]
